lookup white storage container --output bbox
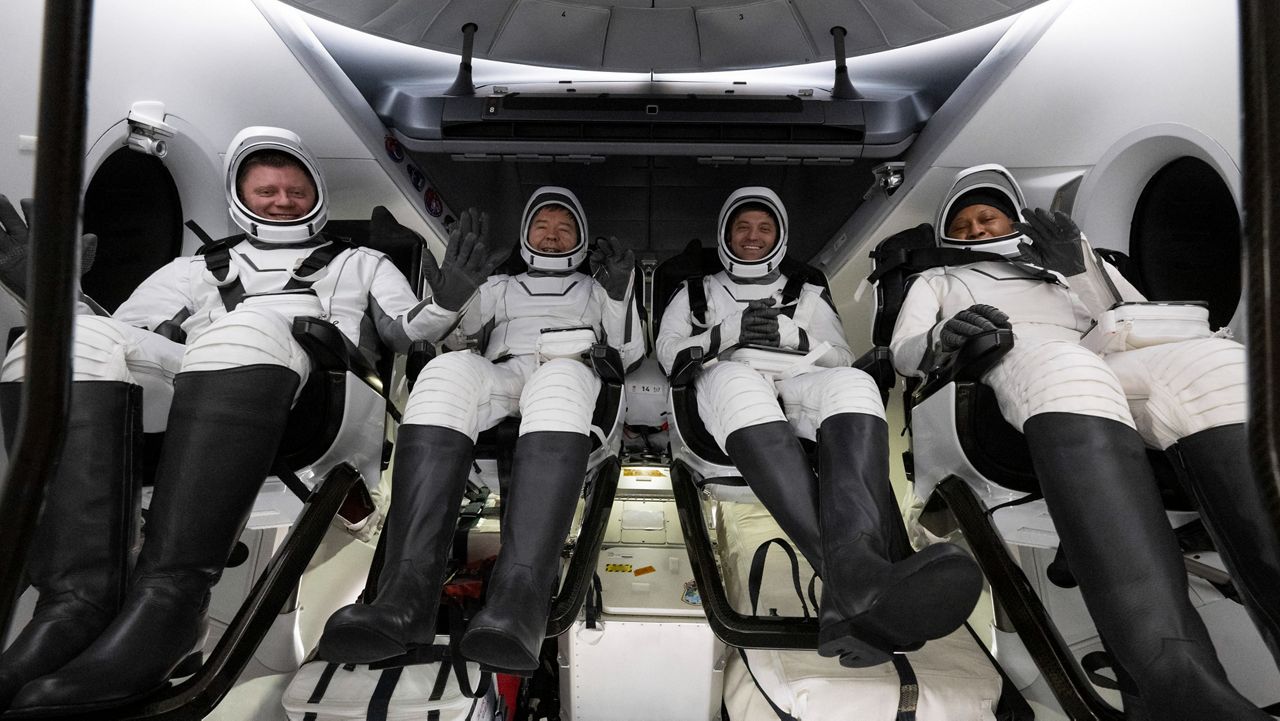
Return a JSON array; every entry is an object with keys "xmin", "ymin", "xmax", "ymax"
[{"xmin": 558, "ymin": 545, "xmax": 727, "ymax": 721}]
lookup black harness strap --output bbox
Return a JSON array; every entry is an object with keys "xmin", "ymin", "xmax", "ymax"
[
  {"xmin": 365, "ymin": 665, "xmax": 404, "ymax": 721},
  {"xmin": 890, "ymin": 654, "xmax": 920, "ymax": 721},
  {"xmin": 744, "ymin": 537, "xmax": 920, "ymax": 721},
  {"xmin": 869, "ymin": 245, "xmax": 1060, "ymax": 286},
  {"xmin": 737, "ymin": 647, "xmax": 799, "ymax": 721},
  {"xmin": 184, "ymin": 219, "xmax": 216, "ymax": 247},
  {"xmin": 585, "ymin": 572, "xmax": 604, "ymax": 629},
  {"xmin": 284, "ymin": 238, "xmax": 356, "ymax": 291},
  {"xmin": 687, "ymin": 277, "xmax": 710, "ymax": 335},
  {"xmin": 197, "ymin": 234, "xmax": 248, "ymax": 312},
  {"xmin": 199, "ymin": 234, "xmax": 355, "ymax": 312},
  {"xmin": 301, "ymin": 661, "xmax": 340, "ymax": 721},
  {"xmin": 748, "ymin": 538, "xmax": 810, "ymax": 619}
]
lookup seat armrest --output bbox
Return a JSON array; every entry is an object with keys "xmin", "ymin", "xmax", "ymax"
[
  {"xmin": 669, "ymin": 346, "xmax": 705, "ymax": 388},
  {"xmin": 291, "ymin": 317, "xmax": 382, "ymax": 390},
  {"xmin": 852, "ymin": 346, "xmax": 895, "ymax": 396},
  {"xmin": 589, "ymin": 343, "xmax": 625, "ymax": 384},
  {"xmin": 915, "ymin": 328, "xmax": 1014, "ymax": 401}
]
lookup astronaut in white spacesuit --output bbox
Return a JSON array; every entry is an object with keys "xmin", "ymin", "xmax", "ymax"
[
  {"xmin": 319, "ymin": 186, "xmax": 643, "ymax": 676},
  {"xmin": 0, "ymin": 127, "xmax": 472, "ymax": 711},
  {"xmin": 890, "ymin": 164, "xmax": 1279, "ymax": 719},
  {"xmin": 656, "ymin": 187, "xmax": 983, "ymax": 668}
]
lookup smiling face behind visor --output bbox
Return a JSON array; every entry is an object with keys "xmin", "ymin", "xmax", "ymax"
[
  {"xmin": 936, "ymin": 164, "xmax": 1028, "ymax": 258},
  {"xmin": 519, "ymin": 186, "xmax": 588, "ymax": 272},
  {"xmin": 717, "ymin": 187, "xmax": 788, "ymax": 280},
  {"xmin": 224, "ymin": 126, "xmax": 328, "ymax": 244}
]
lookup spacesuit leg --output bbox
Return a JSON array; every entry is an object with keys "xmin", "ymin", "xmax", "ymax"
[
  {"xmin": 776, "ymin": 367, "xmax": 983, "ymax": 666},
  {"xmin": 12, "ymin": 307, "xmax": 306, "ymax": 710},
  {"xmin": 1110, "ymin": 338, "xmax": 1280, "ymax": 663},
  {"xmin": 987, "ymin": 340, "xmax": 1265, "ymax": 719},
  {"xmin": 461, "ymin": 358, "xmax": 598, "ymax": 675},
  {"xmin": 319, "ymin": 351, "xmax": 513, "ymax": 664},
  {"xmin": 0, "ymin": 316, "xmax": 159, "ymax": 710}
]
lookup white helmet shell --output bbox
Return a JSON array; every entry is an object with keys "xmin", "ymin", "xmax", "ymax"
[
  {"xmin": 936, "ymin": 164, "xmax": 1028, "ymax": 258},
  {"xmin": 717, "ymin": 186, "xmax": 788, "ymax": 279},
  {"xmin": 520, "ymin": 186, "xmax": 588, "ymax": 272},
  {"xmin": 224, "ymin": 126, "xmax": 328, "ymax": 244}
]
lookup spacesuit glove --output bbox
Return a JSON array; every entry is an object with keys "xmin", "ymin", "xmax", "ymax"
[
  {"xmin": 938, "ymin": 304, "xmax": 1010, "ymax": 354},
  {"xmin": 589, "ymin": 236, "xmax": 635, "ymax": 301},
  {"xmin": 1014, "ymin": 207, "xmax": 1086, "ymax": 277},
  {"xmin": 422, "ymin": 206, "xmax": 500, "ymax": 312},
  {"xmin": 0, "ymin": 194, "xmax": 98, "ymax": 299},
  {"xmin": 739, "ymin": 297, "xmax": 781, "ymax": 347}
]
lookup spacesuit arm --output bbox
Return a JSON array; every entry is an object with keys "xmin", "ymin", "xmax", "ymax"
[
  {"xmin": 778, "ymin": 284, "xmax": 855, "ymax": 366},
  {"xmin": 594, "ymin": 278, "xmax": 645, "ymax": 371},
  {"xmin": 655, "ymin": 281, "xmax": 744, "ymax": 374},
  {"xmin": 888, "ymin": 274, "xmax": 949, "ymax": 378},
  {"xmin": 367, "ymin": 255, "xmax": 461, "ymax": 354},
  {"xmin": 1060, "ymin": 241, "xmax": 1148, "ymax": 317},
  {"xmin": 112, "ymin": 258, "xmax": 199, "ymax": 333},
  {"xmin": 453, "ymin": 275, "xmax": 502, "ymax": 352}
]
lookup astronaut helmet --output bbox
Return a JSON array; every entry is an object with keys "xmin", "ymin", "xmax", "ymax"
[
  {"xmin": 717, "ymin": 186, "xmax": 788, "ymax": 280},
  {"xmin": 520, "ymin": 186, "xmax": 588, "ymax": 272},
  {"xmin": 936, "ymin": 164, "xmax": 1028, "ymax": 258},
  {"xmin": 224, "ymin": 126, "xmax": 328, "ymax": 244}
]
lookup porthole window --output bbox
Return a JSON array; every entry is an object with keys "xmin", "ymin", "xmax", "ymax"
[
  {"xmin": 1129, "ymin": 156, "xmax": 1241, "ymax": 329},
  {"xmin": 81, "ymin": 149, "xmax": 183, "ymax": 312}
]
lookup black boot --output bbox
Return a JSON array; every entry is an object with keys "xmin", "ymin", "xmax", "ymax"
[
  {"xmin": 0, "ymin": 381, "xmax": 142, "ymax": 711},
  {"xmin": 725, "ymin": 419, "xmax": 982, "ymax": 668},
  {"xmin": 460, "ymin": 431, "xmax": 589, "ymax": 675},
  {"xmin": 1168, "ymin": 423, "xmax": 1280, "ymax": 663},
  {"xmin": 814, "ymin": 414, "xmax": 982, "ymax": 666},
  {"xmin": 1024, "ymin": 412, "xmax": 1270, "ymax": 721},
  {"xmin": 11, "ymin": 365, "xmax": 299, "ymax": 711},
  {"xmin": 318, "ymin": 425, "xmax": 473, "ymax": 663}
]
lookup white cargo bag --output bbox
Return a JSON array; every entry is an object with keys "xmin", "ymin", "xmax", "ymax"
[
  {"xmin": 1081, "ymin": 301, "xmax": 1214, "ymax": 355},
  {"xmin": 717, "ymin": 501, "xmax": 1004, "ymax": 721},
  {"xmin": 282, "ymin": 645, "xmax": 495, "ymax": 721}
]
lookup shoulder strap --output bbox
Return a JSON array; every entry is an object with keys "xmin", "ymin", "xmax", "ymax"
[
  {"xmin": 198, "ymin": 233, "xmax": 248, "ymax": 312},
  {"xmin": 687, "ymin": 277, "xmax": 709, "ymax": 335},
  {"xmin": 284, "ymin": 236, "xmax": 356, "ymax": 291}
]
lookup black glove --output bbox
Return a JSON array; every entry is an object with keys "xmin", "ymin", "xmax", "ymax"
[
  {"xmin": 739, "ymin": 297, "xmax": 781, "ymax": 347},
  {"xmin": 1014, "ymin": 207, "xmax": 1086, "ymax": 277},
  {"xmin": 588, "ymin": 236, "xmax": 634, "ymax": 301},
  {"xmin": 0, "ymin": 194, "xmax": 98, "ymax": 299},
  {"xmin": 417, "ymin": 206, "xmax": 500, "ymax": 312},
  {"xmin": 938, "ymin": 304, "xmax": 1010, "ymax": 354}
]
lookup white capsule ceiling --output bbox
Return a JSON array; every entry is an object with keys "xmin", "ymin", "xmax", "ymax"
[{"xmin": 276, "ymin": 0, "xmax": 1045, "ymax": 73}]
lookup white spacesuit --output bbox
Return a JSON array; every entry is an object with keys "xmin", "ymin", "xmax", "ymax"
[
  {"xmin": 889, "ymin": 164, "xmax": 1277, "ymax": 720},
  {"xmin": 320, "ymin": 186, "xmax": 643, "ymax": 676},
  {"xmin": 657, "ymin": 187, "xmax": 982, "ymax": 668},
  {"xmin": 0, "ymin": 126, "xmax": 458, "ymax": 712}
]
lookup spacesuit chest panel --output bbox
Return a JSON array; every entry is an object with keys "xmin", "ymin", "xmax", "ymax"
[
  {"xmin": 943, "ymin": 262, "xmax": 1093, "ymax": 338},
  {"xmin": 485, "ymin": 272, "xmax": 601, "ymax": 358},
  {"xmin": 704, "ymin": 272, "xmax": 787, "ymax": 322},
  {"xmin": 183, "ymin": 241, "xmax": 372, "ymax": 343}
]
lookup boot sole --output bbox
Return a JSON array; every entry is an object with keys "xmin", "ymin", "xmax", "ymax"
[
  {"xmin": 459, "ymin": 627, "xmax": 539, "ymax": 677},
  {"xmin": 318, "ymin": 623, "xmax": 413, "ymax": 665},
  {"xmin": 819, "ymin": 550, "xmax": 983, "ymax": 665},
  {"xmin": 7, "ymin": 651, "xmax": 203, "ymax": 714}
]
